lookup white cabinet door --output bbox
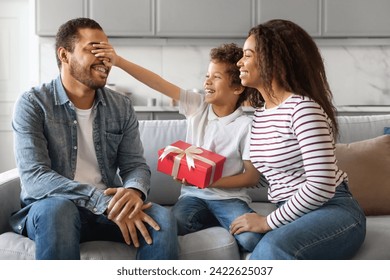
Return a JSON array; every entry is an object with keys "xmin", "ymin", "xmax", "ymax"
[
  {"xmin": 36, "ymin": 0, "xmax": 87, "ymax": 36},
  {"xmin": 89, "ymin": 0, "xmax": 154, "ymax": 37},
  {"xmin": 256, "ymin": 0, "xmax": 321, "ymax": 37},
  {"xmin": 323, "ymin": 0, "xmax": 390, "ymax": 37},
  {"xmin": 0, "ymin": 0, "xmax": 30, "ymax": 172},
  {"xmin": 156, "ymin": 0, "xmax": 254, "ymax": 37}
]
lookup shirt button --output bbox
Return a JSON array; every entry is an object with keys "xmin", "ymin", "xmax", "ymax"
[
  {"xmin": 74, "ymin": 146, "xmax": 77, "ymax": 150},
  {"xmin": 73, "ymin": 120, "xmax": 77, "ymax": 124},
  {"xmin": 18, "ymin": 225, "xmax": 22, "ymax": 230},
  {"xmin": 93, "ymin": 208, "xmax": 97, "ymax": 213}
]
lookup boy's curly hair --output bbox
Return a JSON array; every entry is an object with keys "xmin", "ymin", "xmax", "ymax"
[{"xmin": 209, "ymin": 43, "xmax": 259, "ymax": 108}]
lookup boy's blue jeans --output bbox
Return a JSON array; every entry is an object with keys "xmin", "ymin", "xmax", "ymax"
[
  {"xmin": 25, "ymin": 198, "xmax": 178, "ymax": 260},
  {"xmin": 250, "ymin": 182, "xmax": 366, "ymax": 259},
  {"xmin": 172, "ymin": 197, "xmax": 262, "ymax": 252}
]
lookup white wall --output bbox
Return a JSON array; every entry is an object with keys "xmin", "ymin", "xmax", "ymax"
[
  {"xmin": 0, "ymin": 0, "xmax": 38, "ymax": 172},
  {"xmin": 38, "ymin": 38, "xmax": 390, "ymax": 108}
]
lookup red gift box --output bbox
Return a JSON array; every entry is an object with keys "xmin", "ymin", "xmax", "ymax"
[{"xmin": 157, "ymin": 140, "xmax": 226, "ymax": 188}]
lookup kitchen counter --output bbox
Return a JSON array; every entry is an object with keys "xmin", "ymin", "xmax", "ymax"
[
  {"xmin": 134, "ymin": 105, "xmax": 390, "ymax": 120},
  {"xmin": 134, "ymin": 106, "xmax": 256, "ymax": 112},
  {"xmin": 336, "ymin": 106, "xmax": 390, "ymax": 116},
  {"xmin": 133, "ymin": 106, "xmax": 181, "ymax": 112}
]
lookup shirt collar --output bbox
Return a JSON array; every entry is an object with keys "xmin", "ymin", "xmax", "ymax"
[
  {"xmin": 53, "ymin": 75, "xmax": 106, "ymax": 107},
  {"xmin": 207, "ymin": 105, "xmax": 245, "ymax": 125}
]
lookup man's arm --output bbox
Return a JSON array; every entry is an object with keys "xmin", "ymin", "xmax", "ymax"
[{"xmin": 12, "ymin": 91, "xmax": 110, "ymax": 214}]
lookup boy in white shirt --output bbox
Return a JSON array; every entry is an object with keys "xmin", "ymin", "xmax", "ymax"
[{"xmin": 92, "ymin": 43, "xmax": 262, "ymax": 252}]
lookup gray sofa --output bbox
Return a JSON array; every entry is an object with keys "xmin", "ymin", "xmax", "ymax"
[{"xmin": 0, "ymin": 114, "xmax": 389, "ymax": 260}]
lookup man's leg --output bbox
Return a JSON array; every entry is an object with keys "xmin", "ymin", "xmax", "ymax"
[
  {"xmin": 136, "ymin": 203, "xmax": 178, "ymax": 260},
  {"xmin": 26, "ymin": 197, "xmax": 81, "ymax": 259}
]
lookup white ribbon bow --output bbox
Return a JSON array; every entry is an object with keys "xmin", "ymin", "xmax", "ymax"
[
  {"xmin": 159, "ymin": 145, "xmax": 203, "ymax": 170},
  {"xmin": 159, "ymin": 144, "xmax": 217, "ymax": 185}
]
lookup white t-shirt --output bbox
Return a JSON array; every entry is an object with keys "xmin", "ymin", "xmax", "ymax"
[
  {"xmin": 178, "ymin": 89, "xmax": 253, "ymax": 204},
  {"xmin": 73, "ymin": 106, "xmax": 106, "ymax": 190}
]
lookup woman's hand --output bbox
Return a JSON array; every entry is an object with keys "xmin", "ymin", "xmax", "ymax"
[{"xmin": 230, "ymin": 213, "xmax": 272, "ymax": 235}]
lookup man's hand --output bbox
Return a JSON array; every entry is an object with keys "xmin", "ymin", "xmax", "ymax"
[
  {"xmin": 112, "ymin": 202, "xmax": 160, "ymax": 247},
  {"xmin": 104, "ymin": 187, "xmax": 143, "ymax": 221}
]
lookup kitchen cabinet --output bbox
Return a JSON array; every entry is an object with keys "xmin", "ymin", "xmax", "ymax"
[
  {"xmin": 36, "ymin": 0, "xmax": 153, "ymax": 37},
  {"xmin": 36, "ymin": 0, "xmax": 390, "ymax": 38},
  {"xmin": 155, "ymin": 0, "xmax": 254, "ymax": 38},
  {"xmin": 89, "ymin": 0, "xmax": 154, "ymax": 37},
  {"xmin": 256, "ymin": 0, "xmax": 321, "ymax": 37},
  {"xmin": 36, "ymin": 0, "xmax": 87, "ymax": 36},
  {"xmin": 323, "ymin": 0, "xmax": 390, "ymax": 37}
]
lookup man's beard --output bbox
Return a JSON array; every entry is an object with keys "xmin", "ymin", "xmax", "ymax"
[{"xmin": 69, "ymin": 60, "xmax": 107, "ymax": 90}]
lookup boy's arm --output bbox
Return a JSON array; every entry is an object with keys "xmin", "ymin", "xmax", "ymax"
[
  {"xmin": 92, "ymin": 42, "xmax": 181, "ymax": 100},
  {"xmin": 208, "ymin": 160, "xmax": 261, "ymax": 189}
]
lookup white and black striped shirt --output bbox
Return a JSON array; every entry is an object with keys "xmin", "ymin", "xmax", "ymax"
[{"xmin": 250, "ymin": 95, "xmax": 347, "ymax": 229}]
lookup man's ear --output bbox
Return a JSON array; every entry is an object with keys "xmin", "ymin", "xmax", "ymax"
[{"xmin": 57, "ymin": 48, "xmax": 69, "ymax": 64}]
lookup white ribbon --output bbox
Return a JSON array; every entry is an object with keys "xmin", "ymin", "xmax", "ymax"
[{"xmin": 159, "ymin": 144, "xmax": 217, "ymax": 185}]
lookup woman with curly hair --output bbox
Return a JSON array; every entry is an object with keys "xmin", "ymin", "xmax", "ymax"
[{"xmin": 230, "ymin": 19, "xmax": 366, "ymax": 259}]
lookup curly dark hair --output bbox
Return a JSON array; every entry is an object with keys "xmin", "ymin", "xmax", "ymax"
[
  {"xmin": 209, "ymin": 43, "xmax": 259, "ymax": 109},
  {"xmin": 245, "ymin": 19, "xmax": 338, "ymax": 136},
  {"xmin": 55, "ymin": 18, "xmax": 103, "ymax": 69}
]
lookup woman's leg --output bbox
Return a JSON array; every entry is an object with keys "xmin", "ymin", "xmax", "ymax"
[{"xmin": 250, "ymin": 183, "xmax": 366, "ymax": 260}]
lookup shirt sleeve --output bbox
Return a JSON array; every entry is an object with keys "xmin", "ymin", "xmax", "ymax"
[
  {"xmin": 117, "ymin": 102, "xmax": 151, "ymax": 200},
  {"xmin": 179, "ymin": 89, "xmax": 205, "ymax": 117}
]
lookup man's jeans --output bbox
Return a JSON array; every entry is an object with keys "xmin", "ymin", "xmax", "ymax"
[
  {"xmin": 250, "ymin": 182, "xmax": 366, "ymax": 259},
  {"xmin": 172, "ymin": 197, "xmax": 262, "ymax": 252},
  {"xmin": 25, "ymin": 198, "xmax": 178, "ymax": 260}
]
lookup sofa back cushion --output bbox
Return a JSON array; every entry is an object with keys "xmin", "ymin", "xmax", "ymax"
[
  {"xmin": 337, "ymin": 114, "xmax": 390, "ymax": 143},
  {"xmin": 335, "ymin": 135, "xmax": 390, "ymax": 216},
  {"xmin": 138, "ymin": 114, "xmax": 390, "ymax": 206},
  {"xmin": 139, "ymin": 120, "xmax": 186, "ymax": 205}
]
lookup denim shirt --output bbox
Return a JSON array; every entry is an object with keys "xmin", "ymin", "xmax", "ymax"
[{"xmin": 10, "ymin": 76, "xmax": 151, "ymax": 234}]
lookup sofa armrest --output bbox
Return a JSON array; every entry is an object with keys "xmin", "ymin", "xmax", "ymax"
[{"xmin": 0, "ymin": 168, "xmax": 21, "ymax": 233}]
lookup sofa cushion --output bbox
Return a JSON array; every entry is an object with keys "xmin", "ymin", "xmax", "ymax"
[
  {"xmin": 0, "ymin": 232, "xmax": 137, "ymax": 260},
  {"xmin": 178, "ymin": 227, "xmax": 240, "ymax": 260},
  {"xmin": 337, "ymin": 115, "xmax": 390, "ymax": 143},
  {"xmin": 351, "ymin": 215, "xmax": 390, "ymax": 260},
  {"xmin": 335, "ymin": 135, "xmax": 390, "ymax": 216}
]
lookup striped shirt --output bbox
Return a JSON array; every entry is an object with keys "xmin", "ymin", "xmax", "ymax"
[{"xmin": 250, "ymin": 95, "xmax": 347, "ymax": 229}]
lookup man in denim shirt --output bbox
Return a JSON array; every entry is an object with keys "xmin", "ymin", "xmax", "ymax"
[{"xmin": 10, "ymin": 18, "xmax": 178, "ymax": 259}]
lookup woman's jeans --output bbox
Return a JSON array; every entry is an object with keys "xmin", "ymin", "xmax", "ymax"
[
  {"xmin": 25, "ymin": 198, "xmax": 178, "ymax": 260},
  {"xmin": 172, "ymin": 197, "xmax": 262, "ymax": 252},
  {"xmin": 250, "ymin": 182, "xmax": 366, "ymax": 259}
]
